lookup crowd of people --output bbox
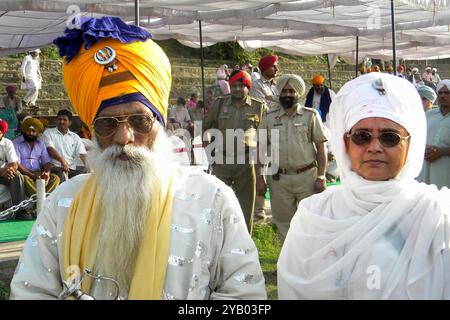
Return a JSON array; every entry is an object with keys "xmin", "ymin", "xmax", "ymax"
[
  {"xmin": 0, "ymin": 109, "xmax": 90, "ymax": 220},
  {"xmin": 5, "ymin": 16, "xmax": 450, "ymax": 300}
]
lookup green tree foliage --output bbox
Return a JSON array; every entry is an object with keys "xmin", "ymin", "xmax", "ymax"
[{"xmin": 8, "ymin": 45, "xmax": 61, "ymax": 61}]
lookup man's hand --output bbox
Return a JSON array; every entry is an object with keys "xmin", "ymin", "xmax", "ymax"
[
  {"xmin": 256, "ymin": 175, "xmax": 266, "ymax": 196},
  {"xmin": 425, "ymin": 146, "xmax": 443, "ymax": 163},
  {"xmin": 61, "ymin": 159, "xmax": 70, "ymax": 172},
  {"xmin": 5, "ymin": 167, "xmax": 16, "ymax": 180},
  {"xmin": 39, "ymin": 171, "xmax": 50, "ymax": 186},
  {"xmin": 313, "ymin": 178, "xmax": 326, "ymax": 193}
]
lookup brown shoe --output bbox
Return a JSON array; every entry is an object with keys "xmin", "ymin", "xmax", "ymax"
[{"xmin": 15, "ymin": 210, "xmax": 33, "ymax": 220}]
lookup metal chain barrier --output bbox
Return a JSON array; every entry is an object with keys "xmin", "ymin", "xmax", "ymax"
[{"xmin": 0, "ymin": 193, "xmax": 51, "ymax": 220}]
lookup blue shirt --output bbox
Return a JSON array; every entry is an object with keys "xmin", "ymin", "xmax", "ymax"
[{"xmin": 13, "ymin": 135, "xmax": 51, "ymax": 171}]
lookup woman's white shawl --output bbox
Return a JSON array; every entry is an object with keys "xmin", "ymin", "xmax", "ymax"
[{"xmin": 278, "ymin": 73, "xmax": 450, "ymax": 300}]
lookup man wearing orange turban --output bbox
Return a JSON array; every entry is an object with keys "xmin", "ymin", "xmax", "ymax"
[
  {"xmin": 305, "ymin": 74, "xmax": 336, "ymax": 123},
  {"xmin": 10, "ymin": 16, "xmax": 266, "ymax": 300}
]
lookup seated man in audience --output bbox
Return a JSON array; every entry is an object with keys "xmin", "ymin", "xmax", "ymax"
[
  {"xmin": 13, "ymin": 117, "xmax": 60, "ymax": 199},
  {"xmin": 167, "ymin": 96, "xmax": 193, "ymax": 132},
  {"xmin": 0, "ymin": 119, "xmax": 27, "ymax": 219},
  {"xmin": 2, "ymin": 85, "xmax": 23, "ymax": 117},
  {"xmin": 42, "ymin": 109, "xmax": 89, "ymax": 182}
]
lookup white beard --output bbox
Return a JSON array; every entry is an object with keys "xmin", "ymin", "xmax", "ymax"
[{"xmin": 88, "ymin": 126, "xmax": 175, "ymax": 297}]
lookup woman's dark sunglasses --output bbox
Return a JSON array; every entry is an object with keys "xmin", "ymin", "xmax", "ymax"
[
  {"xmin": 347, "ymin": 130, "xmax": 410, "ymax": 148},
  {"xmin": 91, "ymin": 114, "xmax": 155, "ymax": 137}
]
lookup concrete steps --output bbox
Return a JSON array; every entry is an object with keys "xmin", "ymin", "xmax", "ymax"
[{"xmin": 1, "ymin": 56, "xmax": 449, "ymax": 117}]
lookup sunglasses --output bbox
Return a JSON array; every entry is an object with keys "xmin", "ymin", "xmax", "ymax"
[
  {"xmin": 91, "ymin": 113, "xmax": 155, "ymax": 137},
  {"xmin": 347, "ymin": 130, "xmax": 410, "ymax": 148}
]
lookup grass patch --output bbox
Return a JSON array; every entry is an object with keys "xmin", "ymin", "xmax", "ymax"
[
  {"xmin": 252, "ymin": 222, "xmax": 282, "ymax": 300},
  {"xmin": 0, "ymin": 286, "xmax": 9, "ymax": 300}
]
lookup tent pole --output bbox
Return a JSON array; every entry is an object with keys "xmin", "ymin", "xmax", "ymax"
[
  {"xmin": 391, "ymin": 0, "xmax": 397, "ymax": 73},
  {"xmin": 135, "ymin": 0, "xmax": 140, "ymax": 26},
  {"xmin": 355, "ymin": 36, "xmax": 359, "ymax": 78},
  {"xmin": 199, "ymin": 20, "xmax": 206, "ymax": 112},
  {"xmin": 326, "ymin": 54, "xmax": 332, "ymax": 90}
]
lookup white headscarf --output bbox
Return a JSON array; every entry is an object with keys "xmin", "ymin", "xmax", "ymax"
[
  {"xmin": 331, "ymin": 73, "xmax": 426, "ymax": 187},
  {"xmin": 278, "ymin": 73, "xmax": 450, "ymax": 300}
]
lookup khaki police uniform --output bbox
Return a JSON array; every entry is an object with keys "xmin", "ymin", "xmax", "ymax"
[
  {"xmin": 203, "ymin": 95, "xmax": 268, "ymax": 233},
  {"xmin": 258, "ymin": 103, "xmax": 327, "ymax": 241}
]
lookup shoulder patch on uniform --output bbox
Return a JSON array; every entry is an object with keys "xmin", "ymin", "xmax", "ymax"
[{"xmin": 249, "ymin": 96, "xmax": 265, "ymax": 104}]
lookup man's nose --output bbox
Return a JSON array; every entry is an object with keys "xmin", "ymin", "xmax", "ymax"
[{"xmin": 112, "ymin": 122, "xmax": 135, "ymax": 145}]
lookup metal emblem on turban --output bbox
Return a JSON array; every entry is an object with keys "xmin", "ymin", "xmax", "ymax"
[
  {"xmin": 372, "ymin": 78, "xmax": 386, "ymax": 95},
  {"xmin": 94, "ymin": 46, "xmax": 118, "ymax": 73}
]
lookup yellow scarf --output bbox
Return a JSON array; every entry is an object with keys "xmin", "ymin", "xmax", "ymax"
[{"xmin": 62, "ymin": 173, "xmax": 174, "ymax": 299}]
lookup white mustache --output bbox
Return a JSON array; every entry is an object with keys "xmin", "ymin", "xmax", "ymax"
[{"xmin": 102, "ymin": 144, "xmax": 151, "ymax": 162}]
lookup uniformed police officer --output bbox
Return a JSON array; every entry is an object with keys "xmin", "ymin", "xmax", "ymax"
[
  {"xmin": 256, "ymin": 74, "xmax": 328, "ymax": 242},
  {"xmin": 203, "ymin": 70, "xmax": 268, "ymax": 234}
]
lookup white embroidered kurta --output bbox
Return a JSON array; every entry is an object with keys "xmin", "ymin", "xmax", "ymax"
[{"xmin": 10, "ymin": 169, "xmax": 267, "ymax": 300}]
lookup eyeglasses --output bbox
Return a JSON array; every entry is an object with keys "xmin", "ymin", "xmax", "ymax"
[
  {"xmin": 347, "ymin": 130, "xmax": 411, "ymax": 148},
  {"xmin": 91, "ymin": 113, "xmax": 155, "ymax": 137}
]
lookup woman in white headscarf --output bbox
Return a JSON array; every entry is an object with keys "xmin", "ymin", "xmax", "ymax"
[{"xmin": 277, "ymin": 73, "xmax": 450, "ymax": 300}]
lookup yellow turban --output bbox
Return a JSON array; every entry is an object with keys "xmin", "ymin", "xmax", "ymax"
[
  {"xmin": 311, "ymin": 74, "xmax": 325, "ymax": 85},
  {"xmin": 61, "ymin": 38, "xmax": 171, "ymax": 127},
  {"xmin": 21, "ymin": 118, "xmax": 44, "ymax": 134}
]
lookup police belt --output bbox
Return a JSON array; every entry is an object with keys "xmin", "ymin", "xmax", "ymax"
[{"xmin": 278, "ymin": 161, "xmax": 317, "ymax": 175}]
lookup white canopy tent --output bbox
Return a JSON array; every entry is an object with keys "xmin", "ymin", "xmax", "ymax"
[{"xmin": 0, "ymin": 0, "xmax": 449, "ymax": 60}]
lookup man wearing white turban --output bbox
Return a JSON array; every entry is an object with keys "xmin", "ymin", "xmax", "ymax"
[
  {"xmin": 431, "ymin": 68, "xmax": 441, "ymax": 86},
  {"xmin": 278, "ymin": 73, "xmax": 450, "ymax": 299},
  {"xmin": 417, "ymin": 80, "xmax": 450, "ymax": 189},
  {"xmin": 257, "ymin": 74, "xmax": 328, "ymax": 242},
  {"xmin": 416, "ymin": 84, "xmax": 437, "ymax": 112}
]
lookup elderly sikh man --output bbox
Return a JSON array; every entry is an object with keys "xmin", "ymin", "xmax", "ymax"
[
  {"xmin": 10, "ymin": 17, "xmax": 266, "ymax": 300},
  {"xmin": 304, "ymin": 74, "xmax": 336, "ymax": 123}
]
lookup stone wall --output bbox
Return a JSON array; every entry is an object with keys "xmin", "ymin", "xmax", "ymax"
[{"xmin": 1, "ymin": 57, "xmax": 449, "ymax": 118}]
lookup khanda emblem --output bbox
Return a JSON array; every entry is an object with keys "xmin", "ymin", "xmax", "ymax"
[
  {"xmin": 372, "ymin": 78, "xmax": 386, "ymax": 95},
  {"xmin": 94, "ymin": 46, "xmax": 118, "ymax": 73}
]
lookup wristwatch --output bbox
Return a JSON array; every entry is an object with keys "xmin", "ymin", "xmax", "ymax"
[{"xmin": 316, "ymin": 175, "xmax": 326, "ymax": 181}]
